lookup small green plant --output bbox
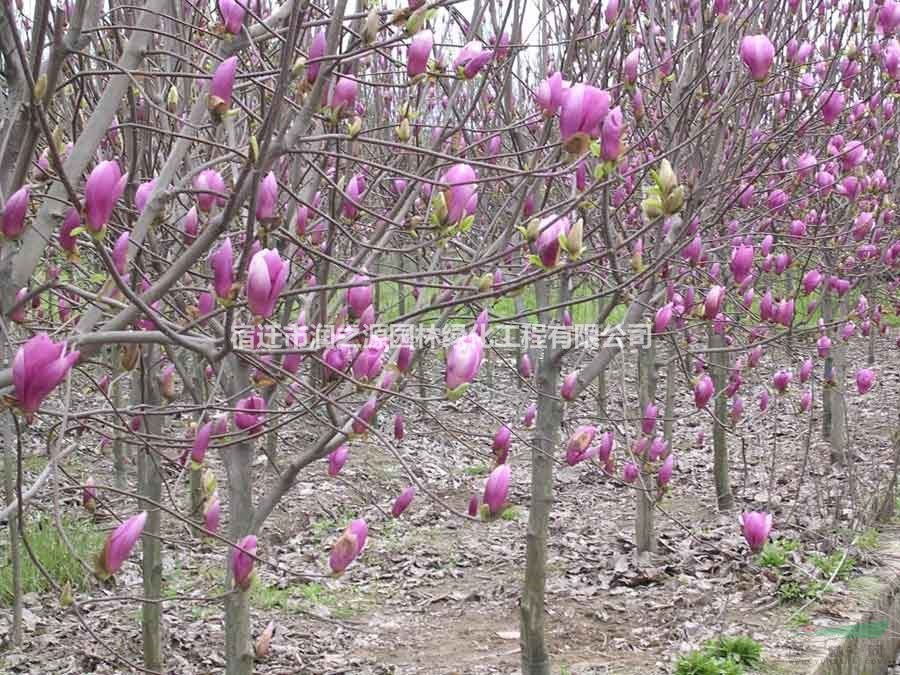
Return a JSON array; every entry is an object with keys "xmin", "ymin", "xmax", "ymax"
[
  {"xmin": 674, "ymin": 651, "xmax": 743, "ymax": 675},
  {"xmin": 787, "ymin": 612, "xmax": 812, "ymax": 629},
  {"xmin": 758, "ymin": 539, "xmax": 799, "ymax": 567},
  {"xmin": 464, "ymin": 464, "xmax": 489, "ymax": 476},
  {"xmin": 251, "ymin": 581, "xmax": 293, "ymax": 610},
  {"xmin": 501, "ymin": 506, "xmax": 520, "ymax": 521},
  {"xmin": 0, "ymin": 516, "xmax": 104, "ymax": 604},
  {"xmin": 810, "ymin": 551, "xmax": 855, "ymax": 581},
  {"xmin": 704, "ymin": 635, "xmax": 762, "ymax": 669},
  {"xmin": 778, "ymin": 579, "xmax": 826, "ymax": 604},
  {"xmin": 855, "ymin": 528, "xmax": 879, "ymax": 551}
]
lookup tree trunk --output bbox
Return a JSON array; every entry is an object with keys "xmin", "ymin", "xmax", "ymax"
[
  {"xmin": 830, "ymin": 298, "xmax": 849, "ymax": 465},
  {"xmin": 2, "ymin": 409, "xmax": 23, "ymax": 647},
  {"xmin": 709, "ymin": 331, "xmax": 734, "ymax": 510},
  {"xmin": 136, "ymin": 353, "xmax": 163, "ymax": 672},
  {"xmin": 635, "ymin": 343, "xmax": 657, "ymax": 555},
  {"xmin": 223, "ymin": 357, "xmax": 256, "ymax": 675},
  {"xmin": 519, "ymin": 349, "xmax": 562, "ymax": 675}
]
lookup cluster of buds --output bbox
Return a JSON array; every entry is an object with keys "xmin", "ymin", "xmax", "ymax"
[{"xmin": 641, "ymin": 159, "xmax": 685, "ymax": 219}]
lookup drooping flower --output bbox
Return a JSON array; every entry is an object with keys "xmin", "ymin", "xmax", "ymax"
[
  {"xmin": 13, "ymin": 333, "xmax": 80, "ymax": 419},
  {"xmin": 565, "ymin": 425, "xmax": 597, "ymax": 465},
  {"xmin": 307, "ymin": 32, "xmax": 327, "ymax": 84},
  {"xmin": 772, "ymin": 370, "xmax": 792, "ymax": 394},
  {"xmin": 231, "ymin": 535, "xmax": 257, "ymax": 590},
  {"xmin": 96, "ymin": 512, "xmax": 147, "ymax": 577},
  {"xmin": 740, "ymin": 511, "xmax": 772, "ymax": 552}
]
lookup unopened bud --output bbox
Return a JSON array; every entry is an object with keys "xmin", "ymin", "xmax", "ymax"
[
  {"xmin": 656, "ymin": 159, "xmax": 677, "ymax": 194},
  {"xmin": 396, "ymin": 117, "xmax": 411, "ymax": 142}
]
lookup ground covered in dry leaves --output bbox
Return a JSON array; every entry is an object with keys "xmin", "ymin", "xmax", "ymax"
[{"xmin": 1, "ymin": 337, "xmax": 899, "ymax": 674}]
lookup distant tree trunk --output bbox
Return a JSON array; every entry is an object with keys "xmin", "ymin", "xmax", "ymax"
[
  {"xmin": 830, "ymin": 297, "xmax": 849, "ymax": 466},
  {"xmin": 223, "ymin": 358, "xmax": 256, "ymax": 675},
  {"xmin": 663, "ymin": 356, "xmax": 676, "ymax": 446},
  {"xmin": 595, "ymin": 297, "xmax": 607, "ymax": 418},
  {"xmin": 709, "ymin": 330, "xmax": 734, "ymax": 510},
  {"xmin": 112, "ymin": 356, "xmax": 128, "ymax": 490},
  {"xmin": 821, "ymin": 277, "xmax": 835, "ymax": 445},
  {"xmin": 2, "ymin": 408, "xmax": 23, "ymax": 647},
  {"xmin": 635, "ymin": 342, "xmax": 658, "ymax": 555},
  {"xmin": 519, "ymin": 346, "xmax": 562, "ymax": 675},
  {"xmin": 136, "ymin": 351, "xmax": 163, "ymax": 672}
]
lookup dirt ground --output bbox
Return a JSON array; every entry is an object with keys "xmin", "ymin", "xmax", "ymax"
[{"xmin": 1, "ymin": 336, "xmax": 899, "ymax": 674}]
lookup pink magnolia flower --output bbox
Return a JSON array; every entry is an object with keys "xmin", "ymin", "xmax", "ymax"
[
  {"xmin": 642, "ymin": 403, "xmax": 658, "ymax": 435},
  {"xmin": 535, "ymin": 214, "xmax": 569, "ymax": 268},
  {"xmin": 623, "ymin": 462, "xmax": 639, "ymax": 484},
  {"xmin": 856, "ymin": 368, "xmax": 875, "ymax": 394},
  {"xmin": 740, "ymin": 34, "xmax": 775, "ymax": 80},
  {"xmin": 561, "ymin": 371, "xmax": 578, "ymax": 401},
  {"xmin": 307, "ymin": 32, "xmax": 327, "ymax": 83},
  {"xmin": 191, "ymin": 421, "xmax": 213, "ymax": 467},
  {"xmin": 2, "ymin": 186, "xmax": 30, "ymax": 238},
  {"xmin": 740, "ymin": 511, "xmax": 773, "ymax": 552},
  {"xmin": 657, "ymin": 453, "xmax": 674, "ymax": 487},
  {"xmin": 331, "ymin": 75, "xmax": 358, "ymax": 111},
  {"xmin": 194, "ymin": 169, "xmax": 227, "ymax": 212},
  {"xmin": 559, "ymin": 84, "xmax": 610, "ymax": 153},
  {"xmin": 407, "ymin": 30, "xmax": 432, "ymax": 77},
  {"xmin": 653, "ymin": 303, "xmax": 673, "ymax": 333},
  {"xmin": 96, "ymin": 512, "xmax": 147, "ymax": 577},
  {"xmin": 523, "ymin": 403, "xmax": 537, "ymax": 428},
  {"xmin": 492, "ymin": 425, "xmax": 512, "ymax": 463},
  {"xmin": 134, "ymin": 179, "xmax": 155, "ymax": 214},
  {"xmin": 231, "ymin": 535, "xmax": 257, "ymax": 590},
  {"xmin": 730, "ymin": 244, "xmax": 754, "ymax": 283},
  {"xmin": 204, "ymin": 496, "xmax": 221, "ymax": 535},
  {"xmin": 85, "ymin": 161, "xmax": 127, "ymax": 232},
  {"xmin": 772, "ymin": 370, "xmax": 792, "ymax": 393},
  {"xmin": 394, "ymin": 414, "xmax": 405, "ymax": 440},
  {"xmin": 391, "ymin": 487, "xmax": 416, "ymax": 517},
  {"xmin": 535, "ymin": 71, "xmax": 566, "ymax": 116},
  {"xmin": 327, "ymin": 444, "xmax": 349, "ymax": 476},
  {"xmin": 330, "ymin": 518, "xmax": 367, "ymax": 574},
  {"xmin": 693, "ymin": 374, "xmax": 714, "ymax": 409},
  {"xmin": 600, "ymin": 106, "xmax": 624, "ymax": 161},
  {"xmin": 454, "ymin": 41, "xmax": 493, "ymax": 79},
  {"xmin": 235, "ymin": 394, "xmax": 266, "ymax": 430},
  {"xmin": 255, "ymin": 171, "xmax": 278, "ymax": 220},
  {"xmin": 210, "ymin": 237, "xmax": 235, "ymax": 300},
  {"xmin": 442, "ymin": 163, "xmax": 478, "ymax": 225},
  {"xmin": 482, "ymin": 464, "xmax": 511, "ymax": 516},
  {"xmin": 218, "ymin": 0, "xmax": 245, "ymax": 34},
  {"xmin": 246, "ymin": 247, "xmax": 289, "ymax": 318},
  {"xmin": 445, "ymin": 331, "xmax": 484, "ymax": 398},
  {"xmin": 13, "ymin": 334, "xmax": 80, "ymax": 419},
  {"xmin": 346, "ymin": 274, "xmax": 373, "ymax": 318}
]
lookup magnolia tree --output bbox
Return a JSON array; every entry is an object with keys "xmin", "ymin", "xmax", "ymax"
[{"xmin": 1, "ymin": 0, "xmax": 899, "ymax": 673}]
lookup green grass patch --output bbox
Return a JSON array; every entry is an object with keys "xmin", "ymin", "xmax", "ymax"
[
  {"xmin": 674, "ymin": 650, "xmax": 743, "ymax": 675},
  {"xmin": 777, "ymin": 579, "xmax": 827, "ymax": 604},
  {"xmin": 810, "ymin": 551, "xmax": 855, "ymax": 581},
  {"xmin": 0, "ymin": 515, "xmax": 103, "ymax": 604},
  {"xmin": 758, "ymin": 539, "xmax": 799, "ymax": 568},
  {"xmin": 703, "ymin": 635, "xmax": 762, "ymax": 669}
]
